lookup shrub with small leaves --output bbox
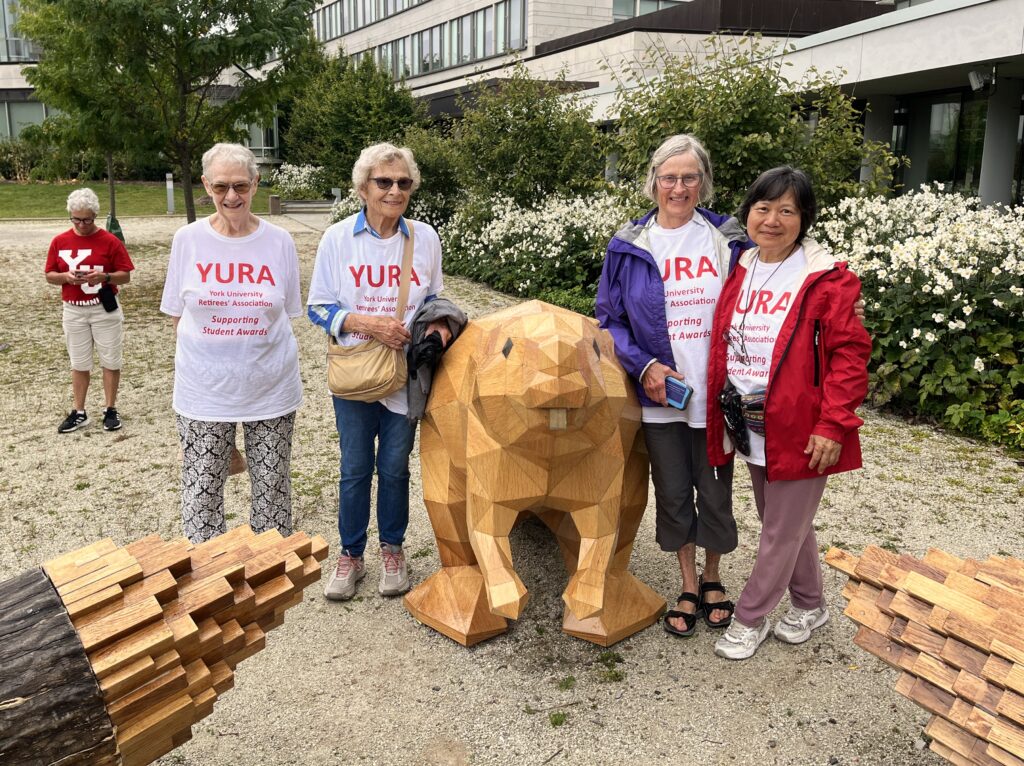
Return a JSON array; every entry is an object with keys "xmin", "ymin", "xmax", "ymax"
[
  {"xmin": 269, "ymin": 163, "xmax": 328, "ymax": 200},
  {"xmin": 814, "ymin": 184, "xmax": 1024, "ymax": 449}
]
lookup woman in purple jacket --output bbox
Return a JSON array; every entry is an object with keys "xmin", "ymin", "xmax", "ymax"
[{"xmin": 596, "ymin": 134, "xmax": 751, "ymax": 638}]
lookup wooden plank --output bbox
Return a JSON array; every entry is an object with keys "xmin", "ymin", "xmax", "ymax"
[
  {"xmin": 943, "ymin": 638, "xmax": 990, "ymax": 676},
  {"xmin": 209, "ymin": 660, "xmax": 234, "ymax": 695},
  {"xmin": 88, "ymin": 620, "xmax": 174, "ymax": 679},
  {"xmin": 117, "ymin": 692, "xmax": 195, "ymax": 760},
  {"xmin": 903, "ymin": 571, "xmax": 1001, "ymax": 624},
  {"xmin": 73, "ymin": 570, "xmax": 178, "ymax": 628},
  {"xmin": 943, "ymin": 611, "xmax": 998, "ymax": 652},
  {"xmin": 1005, "ymin": 665, "xmax": 1024, "ymax": 697},
  {"xmin": 926, "ymin": 715, "xmax": 982, "ymax": 758},
  {"xmin": 42, "ymin": 538, "xmax": 118, "ymax": 585},
  {"xmin": 101, "ymin": 650, "xmax": 179, "ymax": 703},
  {"xmin": 163, "ymin": 576, "xmax": 235, "ymax": 622},
  {"xmin": 985, "ymin": 742, "xmax": 1024, "ymax": 766},
  {"xmin": 855, "ymin": 625, "xmax": 906, "ymax": 668},
  {"xmin": 224, "ymin": 624, "xmax": 266, "ymax": 668},
  {"xmin": 888, "ymin": 591, "xmax": 935, "ymax": 625},
  {"xmin": 193, "ymin": 686, "xmax": 217, "ymax": 720},
  {"xmin": 984, "ymin": 656, "xmax": 1015, "ymax": 687},
  {"xmin": 76, "ymin": 595, "xmax": 163, "ymax": 653},
  {"xmin": 912, "ymin": 653, "xmax": 960, "ymax": 694},
  {"xmin": 824, "ymin": 546, "xmax": 859, "ymax": 577},
  {"xmin": 944, "ymin": 570, "xmax": 993, "ymax": 603},
  {"xmin": 55, "ymin": 549, "xmax": 140, "ymax": 596},
  {"xmin": 250, "ymin": 573, "xmax": 296, "ymax": 617},
  {"xmin": 184, "ymin": 659, "xmax": 213, "ymax": 699},
  {"xmin": 923, "ymin": 548, "xmax": 968, "ymax": 574},
  {"xmin": 988, "ymin": 717, "xmax": 1024, "ymax": 760},
  {"xmin": 179, "ymin": 617, "xmax": 223, "ymax": 665},
  {"xmin": 997, "ymin": 691, "xmax": 1024, "ymax": 727},
  {"xmin": 132, "ymin": 541, "xmax": 193, "ymax": 578},
  {"xmin": 898, "ymin": 620, "xmax": 947, "ymax": 656},
  {"xmin": 844, "ymin": 597, "xmax": 893, "ymax": 634},
  {"xmin": 63, "ymin": 583, "xmax": 124, "ymax": 620},
  {"xmin": 992, "ymin": 639, "xmax": 1024, "ymax": 667},
  {"xmin": 954, "ymin": 670, "xmax": 1005, "ymax": 712},
  {"xmin": 107, "ymin": 665, "xmax": 189, "ymax": 726}
]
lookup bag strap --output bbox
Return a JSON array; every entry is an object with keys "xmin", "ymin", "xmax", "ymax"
[{"xmin": 394, "ymin": 220, "xmax": 414, "ymax": 320}]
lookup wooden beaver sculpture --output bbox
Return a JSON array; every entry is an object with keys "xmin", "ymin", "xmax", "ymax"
[{"xmin": 404, "ymin": 301, "xmax": 664, "ymax": 646}]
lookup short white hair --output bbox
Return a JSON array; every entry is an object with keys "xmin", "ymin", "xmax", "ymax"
[
  {"xmin": 352, "ymin": 142, "xmax": 421, "ymax": 199},
  {"xmin": 66, "ymin": 188, "xmax": 100, "ymax": 216},
  {"xmin": 202, "ymin": 143, "xmax": 258, "ymax": 179},
  {"xmin": 642, "ymin": 134, "xmax": 714, "ymax": 205}
]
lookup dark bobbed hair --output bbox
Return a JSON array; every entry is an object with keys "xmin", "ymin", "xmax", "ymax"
[{"xmin": 737, "ymin": 166, "xmax": 817, "ymax": 244}]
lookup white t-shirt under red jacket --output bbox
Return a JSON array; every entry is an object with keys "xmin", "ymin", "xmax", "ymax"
[
  {"xmin": 726, "ymin": 247, "xmax": 807, "ymax": 465},
  {"xmin": 160, "ymin": 218, "xmax": 303, "ymax": 422},
  {"xmin": 644, "ymin": 215, "xmax": 722, "ymax": 427}
]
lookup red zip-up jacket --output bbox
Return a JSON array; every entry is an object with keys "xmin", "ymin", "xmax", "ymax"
[{"xmin": 706, "ymin": 240, "xmax": 872, "ymax": 481}]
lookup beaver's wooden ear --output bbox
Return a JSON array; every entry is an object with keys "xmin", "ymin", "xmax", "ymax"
[{"xmin": 502, "ymin": 338, "xmax": 513, "ymax": 358}]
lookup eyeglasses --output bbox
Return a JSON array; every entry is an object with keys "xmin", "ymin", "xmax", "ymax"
[
  {"xmin": 70, "ymin": 216, "xmax": 95, "ymax": 225},
  {"xmin": 209, "ymin": 181, "xmax": 254, "ymax": 195},
  {"xmin": 370, "ymin": 177, "xmax": 413, "ymax": 191},
  {"xmin": 655, "ymin": 173, "xmax": 703, "ymax": 190}
]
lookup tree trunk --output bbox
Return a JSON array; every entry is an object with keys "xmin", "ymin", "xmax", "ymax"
[
  {"xmin": 180, "ymin": 144, "xmax": 196, "ymax": 223},
  {"xmin": 0, "ymin": 568, "xmax": 119, "ymax": 765},
  {"xmin": 106, "ymin": 152, "xmax": 117, "ymax": 219}
]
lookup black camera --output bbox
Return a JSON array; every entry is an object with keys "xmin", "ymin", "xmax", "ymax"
[{"xmin": 718, "ymin": 384, "xmax": 750, "ymax": 455}]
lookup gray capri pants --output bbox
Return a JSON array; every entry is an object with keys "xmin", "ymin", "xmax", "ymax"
[{"xmin": 643, "ymin": 421, "xmax": 736, "ymax": 554}]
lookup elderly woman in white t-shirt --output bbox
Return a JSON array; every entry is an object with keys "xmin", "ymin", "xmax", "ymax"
[
  {"xmin": 307, "ymin": 142, "xmax": 448, "ymax": 603},
  {"xmin": 160, "ymin": 143, "xmax": 303, "ymax": 544},
  {"xmin": 597, "ymin": 134, "xmax": 754, "ymax": 638}
]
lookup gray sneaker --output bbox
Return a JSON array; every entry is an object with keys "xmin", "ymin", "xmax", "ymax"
[
  {"xmin": 774, "ymin": 606, "xmax": 830, "ymax": 644},
  {"xmin": 323, "ymin": 553, "xmax": 365, "ymax": 601},
  {"xmin": 379, "ymin": 544, "xmax": 410, "ymax": 596},
  {"xmin": 714, "ymin": 617, "xmax": 771, "ymax": 660}
]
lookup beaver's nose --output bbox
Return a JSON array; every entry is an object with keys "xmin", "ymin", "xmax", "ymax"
[
  {"xmin": 536, "ymin": 336, "xmax": 578, "ymax": 374},
  {"xmin": 524, "ymin": 370, "xmax": 588, "ymax": 409}
]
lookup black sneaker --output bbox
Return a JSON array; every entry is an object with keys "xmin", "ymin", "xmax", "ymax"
[
  {"xmin": 58, "ymin": 410, "xmax": 89, "ymax": 433},
  {"xmin": 103, "ymin": 407, "xmax": 122, "ymax": 431}
]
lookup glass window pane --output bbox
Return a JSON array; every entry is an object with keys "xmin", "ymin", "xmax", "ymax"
[
  {"xmin": 956, "ymin": 97, "xmax": 987, "ymax": 195},
  {"xmin": 475, "ymin": 10, "xmax": 485, "ymax": 59},
  {"xmin": 613, "ymin": 0, "xmax": 634, "ymax": 19},
  {"xmin": 461, "ymin": 15, "xmax": 472, "ymax": 63},
  {"xmin": 431, "ymin": 26, "xmax": 441, "ymax": 69},
  {"xmin": 927, "ymin": 100, "xmax": 960, "ymax": 184},
  {"xmin": 509, "ymin": 0, "xmax": 523, "ymax": 49},
  {"xmin": 638, "ymin": 0, "xmax": 658, "ymax": 15},
  {"xmin": 496, "ymin": 1, "xmax": 507, "ymax": 53},
  {"xmin": 484, "ymin": 7, "xmax": 494, "ymax": 57},
  {"xmin": 9, "ymin": 101, "xmax": 44, "ymax": 137}
]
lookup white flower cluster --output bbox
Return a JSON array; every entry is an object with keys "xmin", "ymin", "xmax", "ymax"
[
  {"xmin": 814, "ymin": 184, "xmax": 1024, "ymax": 369},
  {"xmin": 441, "ymin": 191, "xmax": 635, "ymax": 295},
  {"xmin": 329, "ymin": 190, "xmax": 363, "ymax": 223},
  {"xmin": 269, "ymin": 163, "xmax": 328, "ymax": 201}
]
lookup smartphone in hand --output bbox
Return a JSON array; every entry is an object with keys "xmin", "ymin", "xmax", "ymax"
[{"xmin": 665, "ymin": 377, "xmax": 693, "ymax": 410}]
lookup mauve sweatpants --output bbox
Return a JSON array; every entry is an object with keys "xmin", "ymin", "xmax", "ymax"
[{"xmin": 733, "ymin": 463, "xmax": 829, "ymax": 627}]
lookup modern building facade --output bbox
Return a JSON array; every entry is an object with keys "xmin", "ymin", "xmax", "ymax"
[{"xmin": 3, "ymin": 0, "xmax": 1021, "ymax": 205}]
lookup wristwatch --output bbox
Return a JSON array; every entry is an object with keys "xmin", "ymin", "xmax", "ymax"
[{"xmin": 104, "ymin": 273, "xmax": 111, "ymax": 284}]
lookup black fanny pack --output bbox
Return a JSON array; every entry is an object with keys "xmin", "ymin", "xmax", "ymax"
[{"xmin": 98, "ymin": 283, "xmax": 118, "ymax": 312}]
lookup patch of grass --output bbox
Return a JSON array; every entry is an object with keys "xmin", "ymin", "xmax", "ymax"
[
  {"xmin": 879, "ymin": 540, "xmax": 901, "ymax": 553},
  {"xmin": 411, "ymin": 547, "xmax": 433, "ymax": 559},
  {"xmin": 596, "ymin": 650, "xmax": 625, "ymax": 682},
  {"xmin": 523, "ymin": 704, "xmax": 538, "ymax": 715},
  {"xmin": 73, "ymin": 481, "xmax": 90, "ymax": 490},
  {"xmin": 0, "ymin": 181, "xmax": 204, "ymax": 218},
  {"xmin": 945, "ymin": 477, "xmax": 968, "ymax": 488},
  {"xmin": 557, "ymin": 676, "xmax": 576, "ymax": 691},
  {"xmin": 599, "ymin": 669, "xmax": 625, "ymax": 683},
  {"xmin": 548, "ymin": 711, "xmax": 567, "ymax": 727},
  {"xmin": 597, "ymin": 651, "xmax": 623, "ymax": 669}
]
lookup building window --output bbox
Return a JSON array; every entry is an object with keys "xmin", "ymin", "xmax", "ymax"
[
  {"xmin": 926, "ymin": 93, "xmax": 987, "ymax": 196},
  {"xmin": 613, "ymin": 0, "xmax": 683, "ymax": 21},
  {"xmin": 312, "ymin": 0, "xmax": 430, "ymax": 43}
]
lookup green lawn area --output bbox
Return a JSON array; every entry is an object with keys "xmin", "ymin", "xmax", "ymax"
[{"xmin": 0, "ymin": 181, "xmax": 275, "ymax": 218}]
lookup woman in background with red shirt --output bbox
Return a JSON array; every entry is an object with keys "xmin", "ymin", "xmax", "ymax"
[{"xmin": 44, "ymin": 188, "xmax": 135, "ymax": 433}]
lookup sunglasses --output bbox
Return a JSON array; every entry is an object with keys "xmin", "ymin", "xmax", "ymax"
[
  {"xmin": 209, "ymin": 181, "xmax": 254, "ymax": 195},
  {"xmin": 70, "ymin": 216, "xmax": 95, "ymax": 225},
  {"xmin": 370, "ymin": 176, "xmax": 413, "ymax": 191}
]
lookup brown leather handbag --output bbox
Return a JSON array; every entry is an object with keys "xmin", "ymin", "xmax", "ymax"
[{"xmin": 326, "ymin": 221, "xmax": 414, "ymax": 402}]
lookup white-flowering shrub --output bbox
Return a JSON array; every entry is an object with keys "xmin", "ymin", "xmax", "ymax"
[
  {"xmin": 329, "ymin": 189, "xmax": 363, "ymax": 223},
  {"xmin": 441, "ymin": 190, "xmax": 639, "ymax": 313},
  {"xmin": 327, "ymin": 188, "xmax": 462, "ymax": 231},
  {"xmin": 814, "ymin": 184, "xmax": 1024, "ymax": 447},
  {"xmin": 269, "ymin": 163, "xmax": 328, "ymax": 200}
]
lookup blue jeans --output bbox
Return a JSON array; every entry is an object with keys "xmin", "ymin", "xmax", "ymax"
[{"xmin": 332, "ymin": 397, "xmax": 417, "ymax": 558}]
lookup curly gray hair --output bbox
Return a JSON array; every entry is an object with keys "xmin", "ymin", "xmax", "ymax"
[
  {"xmin": 642, "ymin": 134, "xmax": 714, "ymax": 206},
  {"xmin": 66, "ymin": 188, "xmax": 100, "ymax": 216},
  {"xmin": 202, "ymin": 143, "xmax": 258, "ymax": 179},
  {"xmin": 352, "ymin": 143, "xmax": 421, "ymax": 199}
]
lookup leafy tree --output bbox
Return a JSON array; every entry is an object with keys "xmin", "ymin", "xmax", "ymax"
[
  {"xmin": 18, "ymin": 0, "xmax": 318, "ymax": 222},
  {"xmin": 399, "ymin": 122, "xmax": 463, "ymax": 228},
  {"xmin": 454, "ymin": 62, "xmax": 605, "ymax": 207},
  {"xmin": 611, "ymin": 36, "xmax": 901, "ymax": 213},
  {"xmin": 285, "ymin": 53, "xmax": 424, "ymax": 187}
]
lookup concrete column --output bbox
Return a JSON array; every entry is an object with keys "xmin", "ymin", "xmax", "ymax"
[
  {"xmin": 978, "ymin": 77, "xmax": 1023, "ymax": 206},
  {"xmin": 860, "ymin": 95, "xmax": 896, "ymax": 186}
]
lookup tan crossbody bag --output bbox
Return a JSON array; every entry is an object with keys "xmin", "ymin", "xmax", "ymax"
[{"xmin": 326, "ymin": 221, "xmax": 414, "ymax": 401}]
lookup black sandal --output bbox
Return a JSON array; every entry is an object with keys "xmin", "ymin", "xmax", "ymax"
[
  {"xmin": 663, "ymin": 592, "xmax": 699, "ymax": 637},
  {"xmin": 698, "ymin": 576, "xmax": 735, "ymax": 629}
]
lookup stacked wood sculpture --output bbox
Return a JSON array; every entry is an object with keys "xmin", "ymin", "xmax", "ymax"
[
  {"xmin": 826, "ymin": 545, "xmax": 1024, "ymax": 766},
  {"xmin": 406, "ymin": 300, "xmax": 664, "ymax": 647},
  {"xmin": 0, "ymin": 526, "xmax": 328, "ymax": 766}
]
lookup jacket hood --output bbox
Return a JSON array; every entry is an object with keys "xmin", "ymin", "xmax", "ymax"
[
  {"xmin": 737, "ymin": 238, "xmax": 844, "ymax": 275},
  {"xmin": 612, "ymin": 207, "xmax": 748, "ymax": 255}
]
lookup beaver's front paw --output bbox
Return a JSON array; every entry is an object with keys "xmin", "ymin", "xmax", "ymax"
[
  {"xmin": 563, "ymin": 569, "xmax": 607, "ymax": 620},
  {"xmin": 485, "ymin": 574, "xmax": 529, "ymax": 620}
]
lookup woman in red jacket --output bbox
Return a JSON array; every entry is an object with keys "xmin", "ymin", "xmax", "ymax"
[{"xmin": 706, "ymin": 167, "xmax": 871, "ymax": 660}]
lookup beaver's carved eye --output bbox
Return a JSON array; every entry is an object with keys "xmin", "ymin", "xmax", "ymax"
[
  {"xmin": 592, "ymin": 339, "xmax": 601, "ymax": 358},
  {"xmin": 502, "ymin": 338, "xmax": 514, "ymax": 358}
]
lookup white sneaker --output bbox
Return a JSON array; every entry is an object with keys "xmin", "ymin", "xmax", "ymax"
[
  {"xmin": 774, "ymin": 606, "xmax": 830, "ymax": 645},
  {"xmin": 379, "ymin": 544, "xmax": 410, "ymax": 596},
  {"xmin": 323, "ymin": 553, "xmax": 365, "ymax": 601},
  {"xmin": 714, "ymin": 617, "xmax": 771, "ymax": 660}
]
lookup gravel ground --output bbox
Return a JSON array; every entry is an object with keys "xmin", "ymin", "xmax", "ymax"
[{"xmin": 1, "ymin": 215, "xmax": 1022, "ymax": 766}]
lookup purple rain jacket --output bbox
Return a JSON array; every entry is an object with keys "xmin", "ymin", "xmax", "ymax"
[{"xmin": 595, "ymin": 207, "xmax": 752, "ymax": 408}]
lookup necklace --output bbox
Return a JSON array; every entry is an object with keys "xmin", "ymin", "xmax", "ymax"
[{"xmin": 728, "ymin": 248, "xmax": 796, "ymax": 365}]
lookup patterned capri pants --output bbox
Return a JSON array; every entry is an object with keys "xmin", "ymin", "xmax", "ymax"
[{"xmin": 175, "ymin": 412, "xmax": 295, "ymax": 544}]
